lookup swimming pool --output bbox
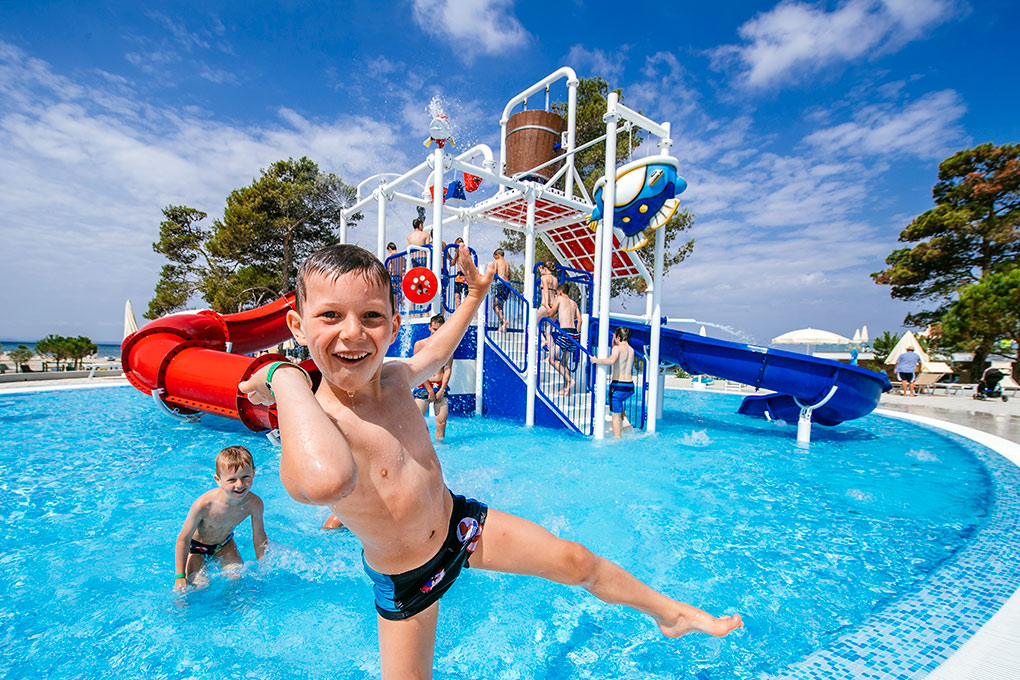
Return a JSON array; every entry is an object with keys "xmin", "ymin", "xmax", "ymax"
[{"xmin": 0, "ymin": 386, "xmax": 1007, "ymax": 678}]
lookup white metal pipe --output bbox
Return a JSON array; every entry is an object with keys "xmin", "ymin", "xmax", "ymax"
[
  {"xmin": 565, "ymin": 77, "xmax": 577, "ymax": 199},
  {"xmin": 613, "ymin": 101, "xmax": 670, "ymax": 140},
  {"xmin": 454, "ymin": 144, "xmax": 495, "ymax": 167},
  {"xmin": 340, "ymin": 218, "xmax": 347, "ymax": 244},
  {"xmin": 345, "ymin": 159, "xmax": 432, "ymax": 216},
  {"xmin": 593, "ymin": 93, "xmax": 620, "ymax": 440},
  {"xmin": 610, "ymin": 312, "xmax": 652, "ymax": 323},
  {"xmin": 524, "ymin": 197, "xmax": 538, "ymax": 427},
  {"xmin": 376, "ymin": 188, "xmax": 387, "ymax": 260},
  {"xmin": 431, "ymin": 147, "xmax": 444, "ymax": 316},
  {"xmin": 647, "ymin": 198, "xmax": 667, "ymax": 431},
  {"xmin": 475, "ymin": 304, "xmax": 484, "ymax": 415}
]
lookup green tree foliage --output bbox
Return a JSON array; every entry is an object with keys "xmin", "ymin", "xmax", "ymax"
[
  {"xmin": 871, "ymin": 330, "xmax": 900, "ymax": 364},
  {"xmin": 872, "ymin": 143, "xmax": 1020, "ymax": 326},
  {"xmin": 9, "ymin": 345, "xmax": 33, "ymax": 372},
  {"xmin": 66, "ymin": 336, "xmax": 98, "ymax": 369},
  {"xmin": 35, "ymin": 334, "xmax": 71, "ymax": 370},
  {"xmin": 499, "ymin": 77, "xmax": 695, "ymax": 297},
  {"xmin": 941, "ymin": 269, "xmax": 1020, "ymax": 381},
  {"xmin": 147, "ymin": 157, "xmax": 357, "ymax": 318}
]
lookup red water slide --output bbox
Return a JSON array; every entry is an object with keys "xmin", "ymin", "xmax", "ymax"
[{"xmin": 121, "ymin": 293, "xmax": 317, "ymax": 432}]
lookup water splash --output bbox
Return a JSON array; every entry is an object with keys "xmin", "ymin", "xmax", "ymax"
[
  {"xmin": 906, "ymin": 449, "xmax": 938, "ymax": 463},
  {"xmin": 678, "ymin": 320, "xmax": 758, "ymax": 345},
  {"xmin": 680, "ymin": 429, "xmax": 711, "ymax": 446}
]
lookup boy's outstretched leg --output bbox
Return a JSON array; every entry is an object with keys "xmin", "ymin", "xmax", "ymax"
[
  {"xmin": 378, "ymin": 604, "xmax": 439, "ymax": 680},
  {"xmin": 470, "ymin": 509, "xmax": 742, "ymax": 638}
]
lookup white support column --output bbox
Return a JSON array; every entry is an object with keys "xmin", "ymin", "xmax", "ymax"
[
  {"xmin": 376, "ymin": 187, "xmax": 387, "ymax": 260},
  {"xmin": 475, "ymin": 303, "xmax": 484, "ymax": 415},
  {"xmin": 593, "ymin": 94, "xmax": 620, "ymax": 440},
  {"xmin": 646, "ymin": 123, "xmax": 671, "ymax": 434},
  {"xmin": 524, "ymin": 195, "xmax": 538, "ymax": 427},
  {"xmin": 564, "ymin": 77, "xmax": 578, "ymax": 199},
  {"xmin": 431, "ymin": 147, "xmax": 444, "ymax": 316}
]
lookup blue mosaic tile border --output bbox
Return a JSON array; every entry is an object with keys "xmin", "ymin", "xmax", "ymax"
[{"xmin": 771, "ymin": 426, "xmax": 1020, "ymax": 679}]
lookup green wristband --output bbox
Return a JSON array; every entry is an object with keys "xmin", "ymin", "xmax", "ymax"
[
  {"xmin": 175, "ymin": 572, "xmax": 186, "ymax": 579},
  {"xmin": 265, "ymin": 361, "xmax": 312, "ymax": 395}
]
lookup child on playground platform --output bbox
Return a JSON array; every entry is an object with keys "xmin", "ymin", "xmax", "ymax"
[
  {"xmin": 540, "ymin": 283, "xmax": 582, "ymax": 395},
  {"xmin": 173, "ymin": 445, "xmax": 268, "ymax": 591},
  {"xmin": 591, "ymin": 326, "xmax": 636, "ymax": 439},
  {"xmin": 413, "ymin": 313, "xmax": 453, "ymax": 442},
  {"xmin": 238, "ymin": 244, "xmax": 742, "ymax": 679}
]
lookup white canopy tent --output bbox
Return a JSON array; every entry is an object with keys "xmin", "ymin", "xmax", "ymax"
[{"xmin": 772, "ymin": 328, "xmax": 852, "ymax": 355}]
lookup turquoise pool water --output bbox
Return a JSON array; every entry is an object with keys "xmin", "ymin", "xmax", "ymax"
[{"xmin": 0, "ymin": 387, "xmax": 992, "ymax": 678}]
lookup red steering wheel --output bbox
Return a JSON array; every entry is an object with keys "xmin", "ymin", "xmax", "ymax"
[{"xmin": 402, "ymin": 267, "xmax": 439, "ymax": 305}]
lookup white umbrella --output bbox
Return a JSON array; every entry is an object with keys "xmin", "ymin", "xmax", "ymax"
[
  {"xmin": 852, "ymin": 329, "xmax": 861, "ymax": 343},
  {"xmin": 699, "ymin": 325, "xmax": 707, "ymax": 337},
  {"xmin": 772, "ymin": 328, "xmax": 852, "ymax": 345},
  {"xmin": 123, "ymin": 299, "xmax": 139, "ymax": 338},
  {"xmin": 860, "ymin": 325, "xmax": 869, "ymax": 343}
]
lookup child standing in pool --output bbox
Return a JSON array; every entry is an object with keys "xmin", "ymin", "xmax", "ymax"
[
  {"xmin": 591, "ymin": 326, "xmax": 636, "ymax": 439},
  {"xmin": 173, "ymin": 445, "xmax": 268, "ymax": 591},
  {"xmin": 238, "ymin": 244, "xmax": 741, "ymax": 679}
]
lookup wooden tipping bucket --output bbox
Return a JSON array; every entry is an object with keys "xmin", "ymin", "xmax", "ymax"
[{"xmin": 504, "ymin": 109, "xmax": 567, "ymax": 181}]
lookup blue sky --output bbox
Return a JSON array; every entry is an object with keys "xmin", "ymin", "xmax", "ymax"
[{"xmin": 1, "ymin": 0, "xmax": 1017, "ymax": 345}]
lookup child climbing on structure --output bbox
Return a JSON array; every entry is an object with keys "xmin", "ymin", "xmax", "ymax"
[{"xmin": 238, "ymin": 244, "xmax": 742, "ymax": 679}]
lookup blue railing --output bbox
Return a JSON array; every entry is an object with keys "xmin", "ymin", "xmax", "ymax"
[
  {"xmin": 537, "ymin": 317, "xmax": 594, "ymax": 435},
  {"xmin": 625, "ymin": 348, "xmax": 649, "ymax": 430},
  {"xmin": 531, "ymin": 263, "xmax": 593, "ymax": 316},
  {"xmin": 485, "ymin": 275, "xmax": 528, "ymax": 373},
  {"xmin": 385, "ymin": 245, "xmax": 433, "ymax": 317},
  {"xmin": 441, "ymin": 243, "xmax": 478, "ymax": 314}
]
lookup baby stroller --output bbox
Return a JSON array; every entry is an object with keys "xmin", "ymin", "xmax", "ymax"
[{"xmin": 974, "ymin": 368, "xmax": 1009, "ymax": 402}]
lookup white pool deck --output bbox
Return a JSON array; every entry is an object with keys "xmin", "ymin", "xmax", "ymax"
[{"xmin": 4, "ymin": 376, "xmax": 1019, "ymax": 678}]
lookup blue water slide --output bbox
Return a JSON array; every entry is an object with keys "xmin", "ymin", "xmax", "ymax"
[{"xmin": 592, "ymin": 319, "xmax": 891, "ymax": 426}]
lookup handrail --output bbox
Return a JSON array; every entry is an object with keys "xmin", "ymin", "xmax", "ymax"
[
  {"xmin": 484, "ymin": 275, "xmax": 529, "ymax": 373},
  {"xmin": 441, "ymin": 243, "xmax": 478, "ymax": 314},
  {"xmin": 537, "ymin": 317, "xmax": 594, "ymax": 435}
]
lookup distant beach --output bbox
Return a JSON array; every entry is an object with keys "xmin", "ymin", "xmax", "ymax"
[{"xmin": 1, "ymin": 340, "xmax": 121, "ymax": 358}]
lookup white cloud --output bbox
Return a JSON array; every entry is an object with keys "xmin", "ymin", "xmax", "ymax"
[
  {"xmin": 0, "ymin": 42, "xmax": 410, "ymax": 340},
  {"xmin": 712, "ymin": 0, "xmax": 959, "ymax": 89},
  {"xmin": 411, "ymin": 0, "xmax": 529, "ymax": 63},
  {"xmin": 803, "ymin": 89, "xmax": 968, "ymax": 160},
  {"xmin": 565, "ymin": 45, "xmax": 627, "ymax": 83}
]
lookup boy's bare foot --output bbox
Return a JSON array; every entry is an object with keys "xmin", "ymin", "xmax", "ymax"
[
  {"xmin": 557, "ymin": 378, "xmax": 574, "ymax": 396},
  {"xmin": 657, "ymin": 606, "xmax": 743, "ymax": 638}
]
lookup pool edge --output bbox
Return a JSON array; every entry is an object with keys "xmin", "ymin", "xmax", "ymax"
[{"xmin": 874, "ymin": 408, "xmax": 1020, "ymax": 680}]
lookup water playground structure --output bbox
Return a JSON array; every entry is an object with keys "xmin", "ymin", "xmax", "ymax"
[{"xmin": 122, "ymin": 67, "xmax": 891, "ymax": 443}]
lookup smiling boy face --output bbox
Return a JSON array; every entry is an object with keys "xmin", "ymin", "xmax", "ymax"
[
  {"xmin": 287, "ymin": 269, "xmax": 400, "ymax": 392},
  {"xmin": 215, "ymin": 464, "xmax": 254, "ymax": 503}
]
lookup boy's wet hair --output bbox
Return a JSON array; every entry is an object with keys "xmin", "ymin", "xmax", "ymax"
[
  {"xmin": 614, "ymin": 327, "xmax": 631, "ymax": 342},
  {"xmin": 557, "ymin": 282, "xmax": 572, "ymax": 295},
  {"xmin": 386, "ymin": 242, "xmax": 397, "ymax": 251},
  {"xmin": 412, "ymin": 217, "xmax": 423, "ymax": 229},
  {"xmin": 430, "ymin": 313, "xmax": 445, "ymax": 326},
  {"xmin": 494, "ymin": 248, "xmax": 504, "ymax": 257},
  {"xmin": 296, "ymin": 244, "xmax": 395, "ymax": 314},
  {"xmin": 216, "ymin": 445, "xmax": 254, "ymax": 476}
]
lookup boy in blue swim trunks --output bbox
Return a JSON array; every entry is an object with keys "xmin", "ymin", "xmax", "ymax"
[
  {"xmin": 173, "ymin": 446, "xmax": 268, "ymax": 592},
  {"xmin": 239, "ymin": 244, "xmax": 742, "ymax": 679},
  {"xmin": 591, "ymin": 326, "xmax": 636, "ymax": 439}
]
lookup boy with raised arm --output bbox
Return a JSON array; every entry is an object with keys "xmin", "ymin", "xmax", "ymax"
[
  {"xmin": 174, "ymin": 446, "xmax": 268, "ymax": 591},
  {"xmin": 239, "ymin": 244, "xmax": 741, "ymax": 679}
]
